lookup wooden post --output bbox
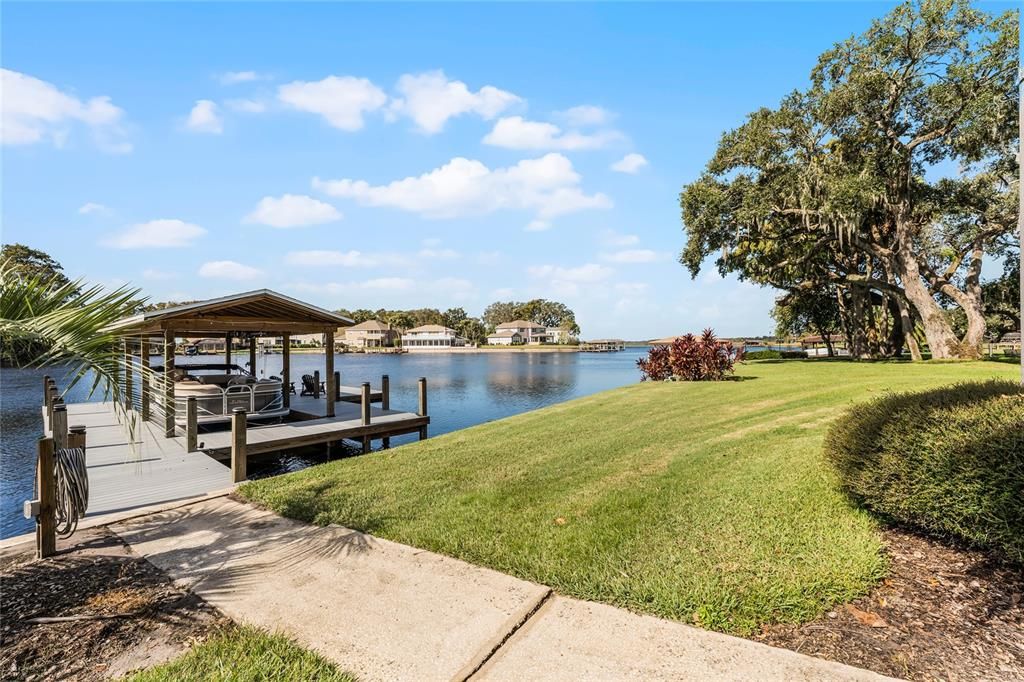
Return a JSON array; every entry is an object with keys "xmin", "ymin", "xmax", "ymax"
[
  {"xmin": 361, "ymin": 382, "xmax": 371, "ymax": 454},
  {"xmin": 186, "ymin": 397, "xmax": 198, "ymax": 452},
  {"xmin": 225, "ymin": 333, "xmax": 232, "ymax": 366},
  {"xmin": 282, "ymin": 333, "xmax": 291, "ymax": 409},
  {"xmin": 417, "ymin": 377, "xmax": 428, "ymax": 440},
  {"xmin": 381, "ymin": 375, "xmax": 390, "ymax": 449},
  {"xmin": 314, "ymin": 370, "xmax": 321, "ymax": 400},
  {"xmin": 42, "ymin": 374, "xmax": 51, "ymax": 409},
  {"xmin": 163, "ymin": 330, "xmax": 175, "ymax": 438},
  {"xmin": 231, "ymin": 408, "xmax": 247, "ymax": 483},
  {"xmin": 51, "ymin": 402, "xmax": 68, "ymax": 451},
  {"xmin": 249, "ymin": 336, "xmax": 258, "ymax": 376},
  {"xmin": 334, "ymin": 371, "xmax": 341, "ymax": 400},
  {"xmin": 68, "ymin": 425, "xmax": 87, "ymax": 457},
  {"xmin": 46, "ymin": 385, "xmax": 57, "ymax": 428},
  {"xmin": 140, "ymin": 336, "xmax": 151, "ymax": 421},
  {"xmin": 36, "ymin": 437, "xmax": 56, "ymax": 559},
  {"xmin": 325, "ymin": 330, "xmax": 335, "ymax": 418},
  {"xmin": 124, "ymin": 339, "xmax": 134, "ymax": 410}
]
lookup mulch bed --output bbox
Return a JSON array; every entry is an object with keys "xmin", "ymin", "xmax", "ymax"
[
  {"xmin": 0, "ymin": 527, "xmax": 227, "ymax": 681},
  {"xmin": 756, "ymin": 528, "xmax": 1024, "ymax": 681}
]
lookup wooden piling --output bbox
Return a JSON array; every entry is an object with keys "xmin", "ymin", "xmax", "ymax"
[
  {"xmin": 140, "ymin": 336, "xmax": 151, "ymax": 421},
  {"xmin": 313, "ymin": 370, "xmax": 321, "ymax": 400},
  {"xmin": 249, "ymin": 336, "xmax": 257, "ymax": 376},
  {"xmin": 282, "ymin": 333, "xmax": 291, "ymax": 409},
  {"xmin": 231, "ymin": 408, "xmax": 247, "ymax": 483},
  {"xmin": 417, "ymin": 377, "xmax": 428, "ymax": 440},
  {"xmin": 361, "ymin": 382, "xmax": 371, "ymax": 454},
  {"xmin": 42, "ymin": 374, "xmax": 51, "ymax": 409},
  {"xmin": 36, "ymin": 437, "xmax": 56, "ymax": 559},
  {"xmin": 381, "ymin": 375, "xmax": 390, "ymax": 449},
  {"xmin": 47, "ymin": 386, "xmax": 58, "ymax": 427},
  {"xmin": 325, "ymin": 331, "xmax": 335, "ymax": 417},
  {"xmin": 68, "ymin": 425, "xmax": 87, "ymax": 452},
  {"xmin": 124, "ymin": 339, "xmax": 134, "ymax": 409},
  {"xmin": 334, "ymin": 371, "xmax": 341, "ymax": 400},
  {"xmin": 52, "ymin": 402, "xmax": 68, "ymax": 451},
  {"xmin": 186, "ymin": 397, "xmax": 198, "ymax": 452}
]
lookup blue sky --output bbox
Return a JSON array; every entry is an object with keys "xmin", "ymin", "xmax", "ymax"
[{"xmin": 6, "ymin": 1, "xmax": 1005, "ymax": 339}]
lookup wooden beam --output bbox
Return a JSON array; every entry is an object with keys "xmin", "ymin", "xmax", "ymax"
[
  {"xmin": 163, "ymin": 330, "xmax": 175, "ymax": 438},
  {"xmin": 249, "ymin": 335, "xmax": 257, "ymax": 376},
  {"xmin": 186, "ymin": 397, "xmax": 198, "ymax": 452},
  {"xmin": 51, "ymin": 403, "xmax": 68, "ymax": 451},
  {"xmin": 381, "ymin": 375, "xmax": 390, "ymax": 449},
  {"xmin": 282, "ymin": 333, "xmax": 291, "ymax": 409},
  {"xmin": 124, "ymin": 339, "xmax": 134, "ymax": 410},
  {"xmin": 325, "ymin": 331, "xmax": 335, "ymax": 418},
  {"xmin": 160, "ymin": 317, "xmax": 338, "ymax": 333},
  {"xmin": 418, "ymin": 377, "xmax": 428, "ymax": 440},
  {"xmin": 225, "ymin": 333, "xmax": 232, "ymax": 366}
]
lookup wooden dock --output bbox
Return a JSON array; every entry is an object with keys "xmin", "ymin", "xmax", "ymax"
[{"xmin": 47, "ymin": 390, "xmax": 428, "ymax": 526}]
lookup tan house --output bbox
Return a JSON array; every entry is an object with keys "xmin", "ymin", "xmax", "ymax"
[
  {"xmin": 344, "ymin": 320, "xmax": 399, "ymax": 348},
  {"xmin": 401, "ymin": 324, "xmax": 467, "ymax": 349},
  {"xmin": 495, "ymin": 320, "xmax": 550, "ymax": 344},
  {"xmin": 486, "ymin": 330, "xmax": 524, "ymax": 345}
]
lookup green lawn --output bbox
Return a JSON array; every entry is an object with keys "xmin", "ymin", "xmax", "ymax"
[
  {"xmin": 124, "ymin": 625, "xmax": 355, "ymax": 681},
  {"xmin": 239, "ymin": 360, "xmax": 1016, "ymax": 635}
]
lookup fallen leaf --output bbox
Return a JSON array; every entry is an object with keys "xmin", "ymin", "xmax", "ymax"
[
  {"xmin": 554, "ymin": 517, "xmax": 566, "ymax": 526},
  {"xmin": 845, "ymin": 604, "xmax": 888, "ymax": 628}
]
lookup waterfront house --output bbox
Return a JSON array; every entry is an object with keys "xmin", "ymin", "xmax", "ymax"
[
  {"xmin": 495, "ymin": 320, "xmax": 550, "ymax": 344},
  {"xmin": 402, "ymin": 324, "xmax": 467, "ymax": 349},
  {"xmin": 344, "ymin": 320, "xmax": 399, "ymax": 348},
  {"xmin": 486, "ymin": 330, "xmax": 524, "ymax": 345},
  {"xmin": 546, "ymin": 327, "xmax": 572, "ymax": 344}
]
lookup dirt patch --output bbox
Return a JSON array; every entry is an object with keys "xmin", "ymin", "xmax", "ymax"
[
  {"xmin": 756, "ymin": 529, "xmax": 1024, "ymax": 681},
  {"xmin": 0, "ymin": 527, "xmax": 228, "ymax": 681}
]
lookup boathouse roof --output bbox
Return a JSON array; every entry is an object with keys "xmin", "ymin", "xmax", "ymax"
[{"xmin": 107, "ymin": 289, "xmax": 353, "ymax": 336}]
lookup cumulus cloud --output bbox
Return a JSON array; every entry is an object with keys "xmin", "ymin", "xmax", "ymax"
[
  {"xmin": 78, "ymin": 202, "xmax": 108, "ymax": 215},
  {"xmin": 525, "ymin": 219, "xmax": 551, "ymax": 232},
  {"xmin": 198, "ymin": 260, "xmax": 263, "ymax": 280},
  {"xmin": 225, "ymin": 98, "xmax": 267, "ymax": 113},
  {"xmin": 103, "ymin": 219, "xmax": 206, "ymax": 249},
  {"xmin": 1, "ymin": 69, "xmax": 130, "ymax": 152},
  {"xmin": 390, "ymin": 70, "xmax": 521, "ymax": 134},
  {"xmin": 278, "ymin": 76, "xmax": 387, "ymax": 131},
  {"xmin": 601, "ymin": 249, "xmax": 670, "ymax": 264},
  {"xmin": 483, "ymin": 116, "xmax": 620, "ymax": 151},
  {"xmin": 557, "ymin": 105, "xmax": 613, "ymax": 127},
  {"xmin": 313, "ymin": 152, "xmax": 611, "ymax": 222},
  {"xmin": 244, "ymin": 194, "xmax": 341, "ymax": 228},
  {"xmin": 218, "ymin": 71, "xmax": 265, "ymax": 85},
  {"xmin": 284, "ymin": 250, "xmax": 411, "ymax": 268},
  {"xmin": 526, "ymin": 262, "xmax": 615, "ymax": 297},
  {"xmin": 610, "ymin": 152, "xmax": 648, "ymax": 174},
  {"xmin": 186, "ymin": 100, "xmax": 223, "ymax": 133}
]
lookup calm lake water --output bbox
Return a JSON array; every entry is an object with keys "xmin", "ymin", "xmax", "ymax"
[{"xmin": 0, "ymin": 348, "xmax": 649, "ymax": 539}]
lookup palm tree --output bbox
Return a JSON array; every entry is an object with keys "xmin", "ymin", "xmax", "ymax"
[{"xmin": 0, "ymin": 258, "xmax": 146, "ymax": 416}]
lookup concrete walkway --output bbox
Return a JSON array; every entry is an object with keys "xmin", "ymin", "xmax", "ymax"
[{"xmin": 111, "ymin": 497, "xmax": 891, "ymax": 682}]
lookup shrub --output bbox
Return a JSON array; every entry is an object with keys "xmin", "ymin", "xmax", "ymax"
[
  {"xmin": 744, "ymin": 349, "xmax": 781, "ymax": 360},
  {"xmin": 824, "ymin": 380, "xmax": 1024, "ymax": 562},
  {"xmin": 780, "ymin": 350, "xmax": 807, "ymax": 359},
  {"xmin": 638, "ymin": 329, "xmax": 742, "ymax": 381}
]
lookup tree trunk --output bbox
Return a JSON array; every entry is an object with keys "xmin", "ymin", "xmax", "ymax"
[{"xmin": 894, "ymin": 248, "xmax": 959, "ymax": 359}]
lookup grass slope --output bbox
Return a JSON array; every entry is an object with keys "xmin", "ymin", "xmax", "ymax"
[
  {"xmin": 239, "ymin": 360, "xmax": 1016, "ymax": 634},
  {"xmin": 124, "ymin": 625, "xmax": 355, "ymax": 681}
]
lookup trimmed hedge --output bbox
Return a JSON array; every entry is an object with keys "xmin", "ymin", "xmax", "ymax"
[
  {"xmin": 744, "ymin": 349, "xmax": 806, "ymax": 360},
  {"xmin": 824, "ymin": 380, "xmax": 1024, "ymax": 562}
]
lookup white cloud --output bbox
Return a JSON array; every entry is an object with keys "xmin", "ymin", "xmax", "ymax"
[
  {"xmin": 527, "ymin": 262, "xmax": 615, "ymax": 297},
  {"xmin": 601, "ymin": 249, "xmax": 670, "ymax": 264},
  {"xmin": 219, "ymin": 71, "xmax": 265, "ymax": 85},
  {"xmin": 418, "ymin": 247, "xmax": 459, "ymax": 260},
  {"xmin": 78, "ymin": 202, "xmax": 108, "ymax": 215},
  {"xmin": 103, "ymin": 219, "xmax": 206, "ymax": 249},
  {"xmin": 313, "ymin": 153, "xmax": 611, "ymax": 222},
  {"xmin": 600, "ymin": 229, "xmax": 640, "ymax": 246},
  {"xmin": 225, "ymin": 98, "xmax": 267, "ymax": 113},
  {"xmin": 244, "ymin": 194, "xmax": 341, "ymax": 228},
  {"xmin": 284, "ymin": 250, "xmax": 411, "ymax": 268},
  {"xmin": 1, "ymin": 69, "xmax": 130, "ymax": 151},
  {"xmin": 278, "ymin": 76, "xmax": 387, "ymax": 131},
  {"xmin": 483, "ymin": 116, "xmax": 620, "ymax": 151},
  {"xmin": 557, "ymin": 105, "xmax": 613, "ymax": 127},
  {"xmin": 289, "ymin": 278, "xmax": 415, "ymax": 295},
  {"xmin": 525, "ymin": 219, "xmax": 551, "ymax": 232},
  {"xmin": 142, "ymin": 268, "xmax": 176, "ymax": 280},
  {"xmin": 186, "ymin": 100, "xmax": 223, "ymax": 134},
  {"xmin": 477, "ymin": 251, "xmax": 502, "ymax": 266},
  {"xmin": 390, "ymin": 70, "xmax": 521, "ymax": 134},
  {"xmin": 198, "ymin": 260, "xmax": 263, "ymax": 280},
  {"xmin": 611, "ymin": 153, "xmax": 648, "ymax": 174}
]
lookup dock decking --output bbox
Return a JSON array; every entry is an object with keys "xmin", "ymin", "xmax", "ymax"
[{"xmin": 51, "ymin": 393, "xmax": 428, "ymax": 526}]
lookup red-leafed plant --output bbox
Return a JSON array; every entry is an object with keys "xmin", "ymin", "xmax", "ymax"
[{"xmin": 638, "ymin": 328, "xmax": 742, "ymax": 381}]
